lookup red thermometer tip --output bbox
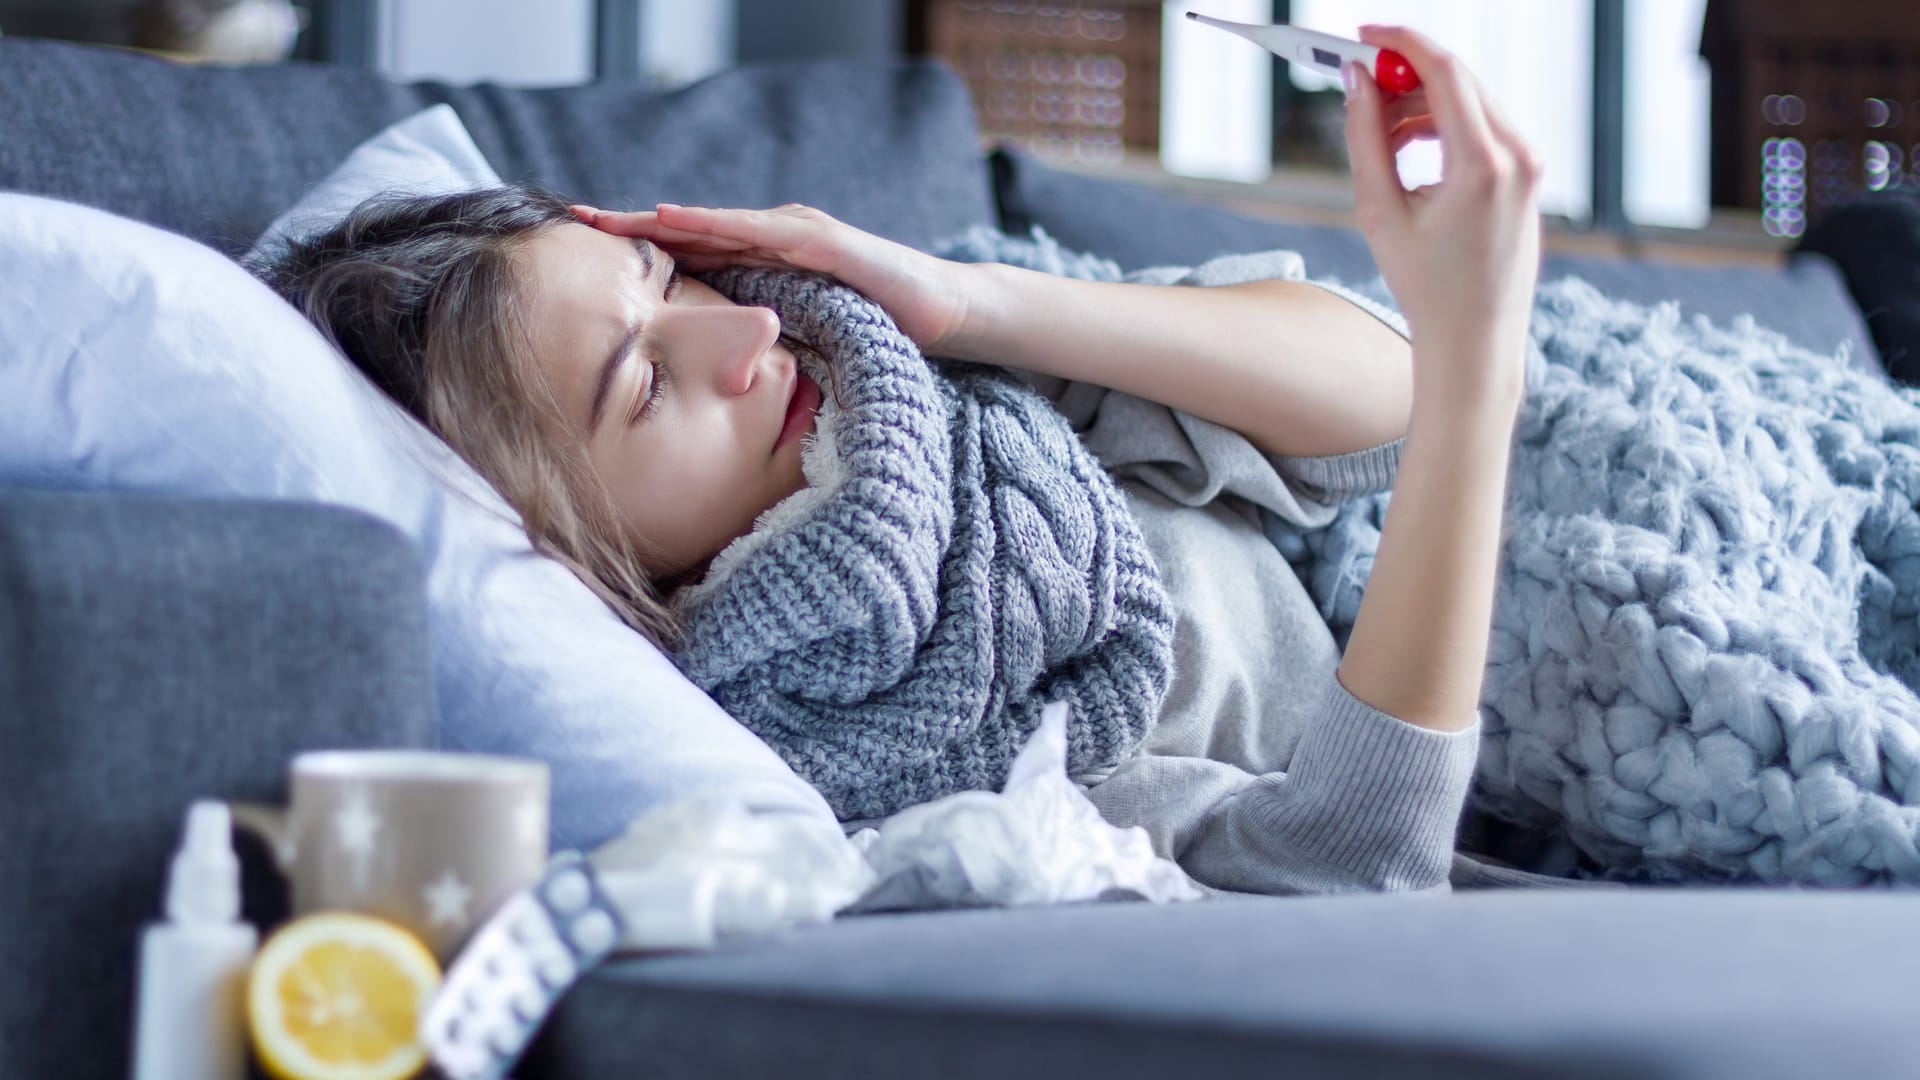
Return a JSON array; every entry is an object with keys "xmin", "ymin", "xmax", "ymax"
[{"xmin": 1374, "ymin": 48, "xmax": 1421, "ymax": 95}]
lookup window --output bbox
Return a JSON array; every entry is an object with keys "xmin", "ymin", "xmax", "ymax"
[{"xmin": 1288, "ymin": 0, "xmax": 1711, "ymax": 228}]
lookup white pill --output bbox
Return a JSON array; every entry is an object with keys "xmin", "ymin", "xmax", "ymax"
[
  {"xmin": 488, "ymin": 1021, "xmax": 522, "ymax": 1056},
  {"xmin": 544, "ymin": 869, "xmax": 590, "ymax": 913},
  {"xmin": 510, "ymin": 907, "xmax": 549, "ymax": 945},
  {"xmin": 569, "ymin": 910, "xmax": 617, "ymax": 955},
  {"xmin": 535, "ymin": 946, "xmax": 577, "ymax": 987},
  {"xmin": 511, "ymin": 982, "xmax": 549, "ymax": 1021}
]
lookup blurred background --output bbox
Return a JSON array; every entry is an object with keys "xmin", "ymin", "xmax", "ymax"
[{"xmin": 1, "ymin": 0, "xmax": 1913, "ymax": 263}]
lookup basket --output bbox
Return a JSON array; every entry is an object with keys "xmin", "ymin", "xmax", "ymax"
[{"xmin": 1702, "ymin": 0, "xmax": 1920, "ymax": 237}]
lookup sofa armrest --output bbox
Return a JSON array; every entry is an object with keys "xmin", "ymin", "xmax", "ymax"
[{"xmin": 0, "ymin": 488, "xmax": 437, "ymax": 1080}]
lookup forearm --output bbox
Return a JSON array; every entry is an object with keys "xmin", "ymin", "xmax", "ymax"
[
  {"xmin": 1337, "ymin": 361, "xmax": 1521, "ymax": 734},
  {"xmin": 946, "ymin": 261, "xmax": 1414, "ymax": 458}
]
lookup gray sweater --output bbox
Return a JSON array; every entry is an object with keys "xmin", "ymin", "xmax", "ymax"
[{"xmin": 1021, "ymin": 250, "xmax": 1584, "ymax": 895}]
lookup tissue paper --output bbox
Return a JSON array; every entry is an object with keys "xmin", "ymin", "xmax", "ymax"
[
  {"xmin": 592, "ymin": 800, "xmax": 874, "ymax": 951},
  {"xmin": 590, "ymin": 701, "xmax": 1202, "ymax": 951},
  {"xmin": 845, "ymin": 701, "xmax": 1203, "ymax": 912}
]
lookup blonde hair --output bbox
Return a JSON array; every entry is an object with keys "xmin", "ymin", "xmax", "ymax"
[{"xmin": 255, "ymin": 185, "xmax": 686, "ymax": 648}]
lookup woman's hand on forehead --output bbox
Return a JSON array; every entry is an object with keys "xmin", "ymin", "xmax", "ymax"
[{"xmin": 568, "ymin": 202, "xmax": 975, "ymax": 356}]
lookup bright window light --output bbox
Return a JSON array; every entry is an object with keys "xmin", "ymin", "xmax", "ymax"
[
  {"xmin": 1624, "ymin": 0, "xmax": 1710, "ymax": 228},
  {"xmin": 1163, "ymin": 0, "xmax": 1276, "ymax": 183},
  {"xmin": 1289, "ymin": 0, "xmax": 1594, "ymax": 222}
]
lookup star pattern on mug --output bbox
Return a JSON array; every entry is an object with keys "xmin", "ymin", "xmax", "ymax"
[
  {"xmin": 334, "ymin": 788, "xmax": 381, "ymax": 857},
  {"xmin": 423, "ymin": 868, "xmax": 473, "ymax": 928},
  {"xmin": 513, "ymin": 795, "xmax": 546, "ymax": 848}
]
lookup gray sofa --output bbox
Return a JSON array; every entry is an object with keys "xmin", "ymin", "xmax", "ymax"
[{"xmin": 4, "ymin": 37, "xmax": 1916, "ymax": 1080}]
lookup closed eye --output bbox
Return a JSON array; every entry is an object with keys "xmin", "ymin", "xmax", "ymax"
[
  {"xmin": 634, "ymin": 358, "xmax": 671, "ymax": 422},
  {"xmin": 628, "ymin": 267, "xmax": 685, "ymax": 424}
]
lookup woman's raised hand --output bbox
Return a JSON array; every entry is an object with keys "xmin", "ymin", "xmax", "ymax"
[
  {"xmin": 1342, "ymin": 25, "xmax": 1542, "ymax": 407},
  {"xmin": 569, "ymin": 202, "xmax": 972, "ymax": 354}
]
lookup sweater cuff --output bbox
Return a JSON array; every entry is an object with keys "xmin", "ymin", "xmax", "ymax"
[
  {"xmin": 1295, "ymin": 277, "xmax": 1411, "ymax": 342},
  {"xmin": 1251, "ymin": 674, "xmax": 1481, "ymax": 891},
  {"xmin": 1267, "ymin": 276, "xmax": 1410, "ymax": 501},
  {"xmin": 1274, "ymin": 436, "xmax": 1404, "ymax": 500}
]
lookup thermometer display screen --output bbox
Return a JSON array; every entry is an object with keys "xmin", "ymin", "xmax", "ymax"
[{"xmin": 1310, "ymin": 46, "xmax": 1341, "ymax": 68}]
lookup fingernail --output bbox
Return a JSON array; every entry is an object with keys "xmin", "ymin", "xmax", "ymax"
[
  {"xmin": 567, "ymin": 204, "xmax": 600, "ymax": 221},
  {"xmin": 656, "ymin": 202, "xmax": 682, "ymax": 211},
  {"xmin": 1342, "ymin": 62, "xmax": 1360, "ymax": 102}
]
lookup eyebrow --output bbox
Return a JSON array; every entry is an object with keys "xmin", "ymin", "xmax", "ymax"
[{"xmin": 585, "ymin": 239, "xmax": 662, "ymax": 434}]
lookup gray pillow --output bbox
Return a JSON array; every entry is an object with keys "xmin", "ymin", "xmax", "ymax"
[
  {"xmin": 1796, "ymin": 192, "xmax": 1920, "ymax": 385},
  {"xmin": 989, "ymin": 145, "xmax": 1881, "ymax": 373},
  {"xmin": 989, "ymin": 146, "xmax": 1380, "ymax": 281},
  {"xmin": 0, "ymin": 38, "xmax": 994, "ymax": 256}
]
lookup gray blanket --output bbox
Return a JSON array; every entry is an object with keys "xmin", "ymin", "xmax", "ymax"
[{"xmin": 1285, "ymin": 275, "xmax": 1920, "ymax": 886}]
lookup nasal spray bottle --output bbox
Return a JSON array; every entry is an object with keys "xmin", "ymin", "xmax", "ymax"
[{"xmin": 131, "ymin": 800, "xmax": 258, "ymax": 1080}]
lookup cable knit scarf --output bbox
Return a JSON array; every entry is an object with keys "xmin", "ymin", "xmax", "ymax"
[
  {"xmin": 668, "ymin": 265, "xmax": 1175, "ymax": 822},
  {"xmin": 1280, "ymin": 273, "xmax": 1920, "ymax": 886}
]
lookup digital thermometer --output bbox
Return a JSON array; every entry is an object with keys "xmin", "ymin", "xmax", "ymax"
[{"xmin": 1185, "ymin": 12, "xmax": 1422, "ymax": 97}]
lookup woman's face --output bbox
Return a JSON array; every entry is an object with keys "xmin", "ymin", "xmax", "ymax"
[{"xmin": 515, "ymin": 221, "xmax": 821, "ymax": 579}]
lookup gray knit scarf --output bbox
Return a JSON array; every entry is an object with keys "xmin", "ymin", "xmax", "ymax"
[{"xmin": 667, "ymin": 266, "xmax": 1175, "ymax": 822}]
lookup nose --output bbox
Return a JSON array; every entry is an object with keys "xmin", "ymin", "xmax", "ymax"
[{"xmin": 659, "ymin": 303, "xmax": 781, "ymax": 396}]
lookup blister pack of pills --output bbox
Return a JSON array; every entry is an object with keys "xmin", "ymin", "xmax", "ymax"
[{"xmin": 419, "ymin": 850, "xmax": 624, "ymax": 1080}]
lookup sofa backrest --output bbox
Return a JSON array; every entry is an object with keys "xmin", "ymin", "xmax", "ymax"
[{"xmin": 0, "ymin": 38, "xmax": 994, "ymax": 256}]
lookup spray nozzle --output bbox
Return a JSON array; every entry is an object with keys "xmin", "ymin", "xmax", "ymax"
[{"xmin": 164, "ymin": 800, "xmax": 241, "ymax": 925}]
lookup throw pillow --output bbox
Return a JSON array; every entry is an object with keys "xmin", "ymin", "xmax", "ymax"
[
  {"xmin": 1795, "ymin": 192, "xmax": 1920, "ymax": 385},
  {"xmin": 246, "ymin": 103, "xmax": 501, "ymax": 266},
  {"xmin": 0, "ymin": 192, "xmax": 837, "ymax": 851}
]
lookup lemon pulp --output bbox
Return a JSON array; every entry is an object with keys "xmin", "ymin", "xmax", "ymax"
[{"xmin": 247, "ymin": 912, "xmax": 441, "ymax": 1080}]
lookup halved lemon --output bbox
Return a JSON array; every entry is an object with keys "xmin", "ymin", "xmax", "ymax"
[{"xmin": 246, "ymin": 911, "xmax": 442, "ymax": 1080}]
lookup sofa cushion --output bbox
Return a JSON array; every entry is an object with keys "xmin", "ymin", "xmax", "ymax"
[
  {"xmin": 989, "ymin": 146, "xmax": 1882, "ymax": 378},
  {"xmin": 0, "ymin": 38, "xmax": 994, "ymax": 257},
  {"xmin": 528, "ymin": 888, "xmax": 1920, "ymax": 1080}
]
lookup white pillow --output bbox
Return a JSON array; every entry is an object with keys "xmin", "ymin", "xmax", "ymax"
[
  {"xmin": 246, "ymin": 103, "xmax": 502, "ymax": 266},
  {"xmin": 0, "ymin": 191, "xmax": 836, "ymax": 850}
]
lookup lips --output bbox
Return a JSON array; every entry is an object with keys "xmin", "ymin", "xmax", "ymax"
[{"xmin": 775, "ymin": 369, "xmax": 821, "ymax": 453}]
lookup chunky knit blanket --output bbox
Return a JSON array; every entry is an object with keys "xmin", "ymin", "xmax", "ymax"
[
  {"xmin": 934, "ymin": 226, "xmax": 1920, "ymax": 887},
  {"xmin": 1292, "ymin": 276, "xmax": 1920, "ymax": 886},
  {"xmin": 670, "ymin": 265, "xmax": 1175, "ymax": 822}
]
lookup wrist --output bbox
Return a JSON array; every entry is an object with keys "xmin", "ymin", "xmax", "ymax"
[
  {"xmin": 931, "ymin": 261, "xmax": 1011, "ymax": 361},
  {"xmin": 1410, "ymin": 338, "xmax": 1528, "ymax": 418}
]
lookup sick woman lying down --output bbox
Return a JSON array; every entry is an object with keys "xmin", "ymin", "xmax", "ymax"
[{"xmin": 253, "ymin": 25, "xmax": 1782, "ymax": 893}]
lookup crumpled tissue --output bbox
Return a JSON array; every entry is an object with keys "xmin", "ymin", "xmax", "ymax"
[{"xmin": 591, "ymin": 701, "xmax": 1202, "ymax": 951}]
